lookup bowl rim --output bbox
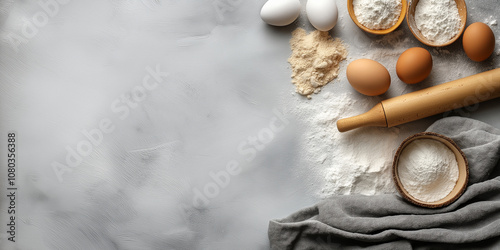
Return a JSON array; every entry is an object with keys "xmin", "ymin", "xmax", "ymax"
[
  {"xmin": 392, "ymin": 132, "xmax": 469, "ymax": 208},
  {"xmin": 406, "ymin": 0, "xmax": 467, "ymax": 47},
  {"xmin": 348, "ymin": 0, "xmax": 408, "ymax": 35}
]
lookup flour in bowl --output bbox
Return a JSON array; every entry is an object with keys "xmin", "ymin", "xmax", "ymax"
[
  {"xmin": 353, "ymin": 0, "xmax": 402, "ymax": 30},
  {"xmin": 397, "ymin": 139, "xmax": 459, "ymax": 202},
  {"xmin": 415, "ymin": 0, "xmax": 461, "ymax": 44}
]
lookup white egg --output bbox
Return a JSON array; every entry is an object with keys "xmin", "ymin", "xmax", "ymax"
[
  {"xmin": 306, "ymin": 0, "xmax": 338, "ymax": 31},
  {"xmin": 260, "ymin": 0, "xmax": 301, "ymax": 26}
]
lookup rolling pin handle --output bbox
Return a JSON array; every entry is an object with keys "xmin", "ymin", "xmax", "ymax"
[{"xmin": 337, "ymin": 103, "xmax": 388, "ymax": 132}]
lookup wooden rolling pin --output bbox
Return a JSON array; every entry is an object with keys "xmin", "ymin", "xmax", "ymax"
[{"xmin": 337, "ymin": 68, "xmax": 500, "ymax": 132}]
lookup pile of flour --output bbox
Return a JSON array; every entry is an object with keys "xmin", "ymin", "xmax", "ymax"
[{"xmin": 289, "ymin": 28, "xmax": 348, "ymax": 99}]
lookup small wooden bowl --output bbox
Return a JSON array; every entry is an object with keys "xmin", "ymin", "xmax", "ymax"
[
  {"xmin": 407, "ymin": 0, "xmax": 467, "ymax": 47},
  {"xmin": 347, "ymin": 0, "xmax": 407, "ymax": 35},
  {"xmin": 392, "ymin": 132, "xmax": 469, "ymax": 208}
]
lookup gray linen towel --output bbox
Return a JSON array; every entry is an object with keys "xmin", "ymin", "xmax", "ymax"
[{"xmin": 268, "ymin": 117, "xmax": 500, "ymax": 249}]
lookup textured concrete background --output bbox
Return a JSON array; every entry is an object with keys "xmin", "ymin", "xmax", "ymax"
[{"xmin": 0, "ymin": 0, "xmax": 498, "ymax": 249}]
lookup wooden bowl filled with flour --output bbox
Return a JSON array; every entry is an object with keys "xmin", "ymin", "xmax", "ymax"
[
  {"xmin": 392, "ymin": 132, "xmax": 469, "ymax": 208},
  {"xmin": 348, "ymin": 0, "xmax": 407, "ymax": 35},
  {"xmin": 407, "ymin": 0, "xmax": 467, "ymax": 47}
]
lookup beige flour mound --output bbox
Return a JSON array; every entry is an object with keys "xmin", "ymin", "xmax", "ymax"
[{"xmin": 289, "ymin": 28, "xmax": 348, "ymax": 98}]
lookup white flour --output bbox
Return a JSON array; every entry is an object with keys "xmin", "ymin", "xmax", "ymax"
[
  {"xmin": 353, "ymin": 0, "xmax": 402, "ymax": 30},
  {"xmin": 288, "ymin": 31, "xmax": 417, "ymax": 197},
  {"xmin": 288, "ymin": 26, "xmax": 474, "ymax": 198},
  {"xmin": 291, "ymin": 92, "xmax": 402, "ymax": 196},
  {"xmin": 415, "ymin": 0, "xmax": 461, "ymax": 44},
  {"xmin": 397, "ymin": 139, "xmax": 459, "ymax": 202}
]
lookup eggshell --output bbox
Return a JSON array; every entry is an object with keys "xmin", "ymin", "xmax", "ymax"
[
  {"xmin": 346, "ymin": 59, "xmax": 391, "ymax": 96},
  {"xmin": 396, "ymin": 47, "xmax": 433, "ymax": 84},
  {"xmin": 260, "ymin": 0, "xmax": 301, "ymax": 27},
  {"xmin": 306, "ymin": 0, "xmax": 338, "ymax": 31},
  {"xmin": 462, "ymin": 22, "xmax": 495, "ymax": 62}
]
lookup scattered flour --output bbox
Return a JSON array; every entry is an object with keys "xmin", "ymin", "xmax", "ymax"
[
  {"xmin": 485, "ymin": 15, "xmax": 498, "ymax": 27},
  {"xmin": 287, "ymin": 29, "xmax": 477, "ymax": 198},
  {"xmin": 287, "ymin": 14, "xmax": 480, "ymax": 198},
  {"xmin": 289, "ymin": 31, "xmax": 415, "ymax": 197},
  {"xmin": 353, "ymin": 0, "xmax": 402, "ymax": 30},
  {"xmin": 415, "ymin": 0, "xmax": 461, "ymax": 45},
  {"xmin": 397, "ymin": 139, "xmax": 459, "ymax": 202},
  {"xmin": 291, "ymin": 91, "xmax": 402, "ymax": 196},
  {"xmin": 289, "ymin": 28, "xmax": 348, "ymax": 99}
]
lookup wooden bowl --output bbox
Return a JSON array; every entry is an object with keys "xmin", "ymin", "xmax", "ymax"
[
  {"xmin": 347, "ymin": 0, "xmax": 407, "ymax": 35},
  {"xmin": 392, "ymin": 132, "xmax": 469, "ymax": 208},
  {"xmin": 407, "ymin": 0, "xmax": 467, "ymax": 47}
]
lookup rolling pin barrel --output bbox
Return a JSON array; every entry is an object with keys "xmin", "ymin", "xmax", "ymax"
[{"xmin": 337, "ymin": 68, "xmax": 500, "ymax": 132}]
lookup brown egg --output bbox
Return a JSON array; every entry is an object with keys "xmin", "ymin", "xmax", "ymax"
[
  {"xmin": 346, "ymin": 59, "xmax": 390, "ymax": 96},
  {"xmin": 463, "ymin": 22, "xmax": 495, "ymax": 62},
  {"xmin": 396, "ymin": 47, "xmax": 433, "ymax": 84}
]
